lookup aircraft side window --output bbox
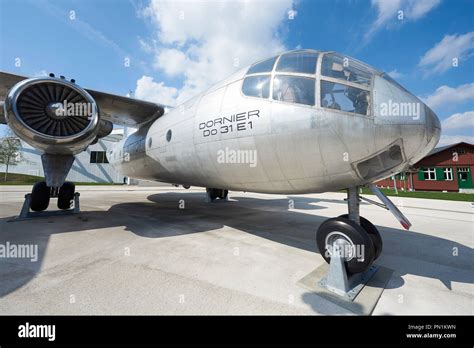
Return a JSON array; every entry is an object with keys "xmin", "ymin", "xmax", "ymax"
[
  {"xmin": 276, "ymin": 52, "xmax": 318, "ymax": 74},
  {"xmin": 273, "ymin": 75, "xmax": 315, "ymax": 106},
  {"xmin": 247, "ymin": 57, "xmax": 278, "ymax": 75},
  {"xmin": 242, "ymin": 75, "xmax": 271, "ymax": 98},
  {"xmin": 321, "ymin": 81, "xmax": 370, "ymax": 115},
  {"xmin": 321, "ymin": 54, "xmax": 373, "ymax": 87}
]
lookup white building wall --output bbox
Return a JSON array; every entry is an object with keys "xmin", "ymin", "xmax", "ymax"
[{"xmin": 0, "ymin": 136, "xmax": 124, "ymax": 183}]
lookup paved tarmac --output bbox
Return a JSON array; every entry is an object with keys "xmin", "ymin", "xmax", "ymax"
[{"xmin": 0, "ymin": 185, "xmax": 472, "ymax": 315}]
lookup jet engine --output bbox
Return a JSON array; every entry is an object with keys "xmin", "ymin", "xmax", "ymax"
[
  {"xmin": 3, "ymin": 76, "xmax": 110, "ymax": 155},
  {"xmin": 3, "ymin": 76, "xmax": 112, "ymax": 194}
]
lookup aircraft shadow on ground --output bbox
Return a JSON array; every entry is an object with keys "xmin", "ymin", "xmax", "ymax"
[{"xmin": 0, "ymin": 191, "xmax": 472, "ymax": 300}]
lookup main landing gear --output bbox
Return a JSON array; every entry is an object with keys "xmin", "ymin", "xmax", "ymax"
[
  {"xmin": 17, "ymin": 181, "xmax": 80, "ymax": 219},
  {"xmin": 205, "ymin": 188, "xmax": 229, "ymax": 202}
]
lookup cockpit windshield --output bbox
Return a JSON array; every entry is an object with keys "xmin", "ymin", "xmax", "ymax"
[
  {"xmin": 275, "ymin": 51, "xmax": 318, "ymax": 74},
  {"xmin": 321, "ymin": 81, "xmax": 369, "ymax": 115},
  {"xmin": 241, "ymin": 50, "xmax": 375, "ymax": 115},
  {"xmin": 273, "ymin": 75, "xmax": 315, "ymax": 106},
  {"xmin": 321, "ymin": 53, "xmax": 374, "ymax": 87},
  {"xmin": 247, "ymin": 56, "xmax": 278, "ymax": 75}
]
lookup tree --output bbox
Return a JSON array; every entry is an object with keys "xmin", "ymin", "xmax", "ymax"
[{"xmin": 0, "ymin": 131, "xmax": 23, "ymax": 181}]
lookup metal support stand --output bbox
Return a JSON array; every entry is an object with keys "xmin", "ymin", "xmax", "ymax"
[
  {"xmin": 319, "ymin": 242, "xmax": 378, "ymax": 301},
  {"xmin": 318, "ymin": 186, "xmax": 377, "ymax": 300},
  {"xmin": 12, "ymin": 192, "xmax": 80, "ymax": 221}
]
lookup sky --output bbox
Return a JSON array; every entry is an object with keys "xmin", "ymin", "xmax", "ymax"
[{"xmin": 0, "ymin": 0, "xmax": 473, "ymax": 146}]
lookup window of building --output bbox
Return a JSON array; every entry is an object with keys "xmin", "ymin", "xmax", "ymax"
[
  {"xmin": 247, "ymin": 56, "xmax": 278, "ymax": 75},
  {"xmin": 275, "ymin": 51, "xmax": 318, "ymax": 75},
  {"xmin": 272, "ymin": 75, "xmax": 315, "ymax": 106},
  {"xmin": 443, "ymin": 167, "xmax": 453, "ymax": 181},
  {"xmin": 320, "ymin": 81, "xmax": 370, "ymax": 115},
  {"xmin": 321, "ymin": 53, "xmax": 373, "ymax": 87},
  {"xmin": 422, "ymin": 168, "xmax": 436, "ymax": 180},
  {"xmin": 453, "ymin": 147, "xmax": 466, "ymax": 155},
  {"xmin": 458, "ymin": 167, "xmax": 469, "ymax": 181},
  {"xmin": 90, "ymin": 151, "xmax": 109, "ymax": 164},
  {"xmin": 242, "ymin": 75, "xmax": 271, "ymax": 99}
]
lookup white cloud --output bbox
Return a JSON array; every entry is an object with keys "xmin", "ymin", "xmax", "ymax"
[
  {"xmin": 409, "ymin": 0, "xmax": 441, "ymax": 19},
  {"xmin": 387, "ymin": 69, "xmax": 403, "ymax": 79},
  {"xmin": 135, "ymin": 76, "xmax": 178, "ymax": 106},
  {"xmin": 421, "ymin": 83, "xmax": 474, "ymax": 109},
  {"xmin": 366, "ymin": 0, "xmax": 440, "ymax": 41},
  {"xmin": 153, "ymin": 48, "xmax": 187, "ymax": 76},
  {"xmin": 135, "ymin": 0, "xmax": 294, "ymax": 105},
  {"xmin": 419, "ymin": 32, "xmax": 474, "ymax": 75},
  {"xmin": 442, "ymin": 111, "xmax": 474, "ymax": 130},
  {"xmin": 438, "ymin": 134, "xmax": 474, "ymax": 146},
  {"xmin": 138, "ymin": 37, "xmax": 154, "ymax": 54}
]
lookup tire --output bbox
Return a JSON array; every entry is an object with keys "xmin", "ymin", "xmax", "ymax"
[
  {"xmin": 316, "ymin": 217, "xmax": 375, "ymax": 274},
  {"xmin": 219, "ymin": 189, "xmax": 228, "ymax": 200},
  {"xmin": 339, "ymin": 214, "xmax": 383, "ymax": 260},
  {"xmin": 57, "ymin": 182, "xmax": 75, "ymax": 210},
  {"xmin": 207, "ymin": 188, "xmax": 227, "ymax": 200},
  {"xmin": 30, "ymin": 181, "xmax": 50, "ymax": 212},
  {"xmin": 207, "ymin": 188, "xmax": 218, "ymax": 201}
]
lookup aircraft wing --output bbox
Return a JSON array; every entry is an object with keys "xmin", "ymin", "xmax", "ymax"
[{"xmin": 0, "ymin": 71, "xmax": 166, "ymax": 127}]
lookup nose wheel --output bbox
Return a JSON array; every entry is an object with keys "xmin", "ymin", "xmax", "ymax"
[
  {"xmin": 316, "ymin": 216, "xmax": 375, "ymax": 274},
  {"xmin": 338, "ymin": 214, "xmax": 383, "ymax": 260},
  {"xmin": 315, "ymin": 187, "xmax": 382, "ymax": 299},
  {"xmin": 317, "ymin": 187, "xmax": 383, "ymax": 274}
]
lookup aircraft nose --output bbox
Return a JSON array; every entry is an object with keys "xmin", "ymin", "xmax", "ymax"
[{"xmin": 407, "ymin": 104, "xmax": 441, "ymax": 164}]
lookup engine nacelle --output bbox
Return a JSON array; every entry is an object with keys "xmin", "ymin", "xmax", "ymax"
[{"xmin": 4, "ymin": 76, "xmax": 100, "ymax": 155}]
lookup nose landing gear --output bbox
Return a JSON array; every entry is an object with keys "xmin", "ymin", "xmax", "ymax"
[{"xmin": 316, "ymin": 187, "xmax": 382, "ymax": 299}]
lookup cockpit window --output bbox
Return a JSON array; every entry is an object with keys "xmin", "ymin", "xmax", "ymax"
[
  {"xmin": 381, "ymin": 73, "xmax": 411, "ymax": 94},
  {"xmin": 321, "ymin": 53, "xmax": 373, "ymax": 87},
  {"xmin": 273, "ymin": 75, "xmax": 315, "ymax": 106},
  {"xmin": 247, "ymin": 56, "xmax": 278, "ymax": 75},
  {"xmin": 276, "ymin": 51, "xmax": 318, "ymax": 74},
  {"xmin": 242, "ymin": 75, "xmax": 271, "ymax": 98},
  {"xmin": 321, "ymin": 81, "xmax": 370, "ymax": 115}
]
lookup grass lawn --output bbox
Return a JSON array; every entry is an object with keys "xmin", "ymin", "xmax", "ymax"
[
  {"xmin": 1, "ymin": 173, "xmax": 472, "ymax": 201},
  {"xmin": 357, "ymin": 186, "xmax": 474, "ymax": 202},
  {"xmin": 0, "ymin": 173, "xmax": 121, "ymax": 186}
]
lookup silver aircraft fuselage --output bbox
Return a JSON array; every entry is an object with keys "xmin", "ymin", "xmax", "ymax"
[{"xmin": 108, "ymin": 50, "xmax": 441, "ymax": 194}]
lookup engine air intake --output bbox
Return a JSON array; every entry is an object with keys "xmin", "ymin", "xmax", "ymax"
[{"xmin": 17, "ymin": 82, "xmax": 91, "ymax": 137}]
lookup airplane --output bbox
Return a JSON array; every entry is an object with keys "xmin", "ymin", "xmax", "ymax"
[{"xmin": 0, "ymin": 49, "xmax": 441, "ymax": 278}]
